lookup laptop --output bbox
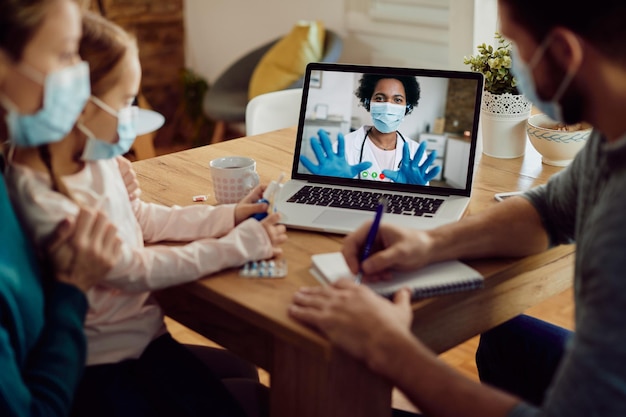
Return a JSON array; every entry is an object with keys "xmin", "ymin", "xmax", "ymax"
[{"xmin": 274, "ymin": 62, "xmax": 484, "ymax": 234}]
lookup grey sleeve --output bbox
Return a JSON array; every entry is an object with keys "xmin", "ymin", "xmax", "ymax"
[
  {"xmin": 522, "ymin": 154, "xmax": 582, "ymax": 247},
  {"xmin": 508, "ymin": 403, "xmax": 540, "ymax": 417},
  {"xmin": 509, "ymin": 152, "xmax": 626, "ymax": 417}
]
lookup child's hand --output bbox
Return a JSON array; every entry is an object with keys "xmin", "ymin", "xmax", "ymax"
[
  {"xmin": 260, "ymin": 212, "xmax": 288, "ymax": 257},
  {"xmin": 240, "ymin": 184, "xmax": 265, "ymax": 204},
  {"xmin": 116, "ymin": 156, "xmax": 141, "ymax": 201},
  {"xmin": 234, "ymin": 185, "xmax": 268, "ymax": 225}
]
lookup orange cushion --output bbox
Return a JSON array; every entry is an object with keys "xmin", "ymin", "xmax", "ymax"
[{"xmin": 248, "ymin": 21, "xmax": 325, "ymax": 100}]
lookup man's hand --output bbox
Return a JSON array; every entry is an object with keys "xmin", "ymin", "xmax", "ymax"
[
  {"xmin": 342, "ymin": 221, "xmax": 434, "ymax": 282},
  {"xmin": 289, "ymin": 279, "xmax": 413, "ymax": 365}
]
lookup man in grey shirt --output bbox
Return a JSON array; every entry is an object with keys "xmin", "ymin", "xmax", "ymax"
[{"xmin": 288, "ymin": 0, "xmax": 626, "ymax": 416}]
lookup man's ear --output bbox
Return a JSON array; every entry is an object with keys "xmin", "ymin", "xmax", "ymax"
[{"xmin": 548, "ymin": 27, "xmax": 584, "ymax": 76}]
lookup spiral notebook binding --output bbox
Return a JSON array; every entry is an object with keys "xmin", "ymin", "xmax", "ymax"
[{"xmin": 376, "ymin": 278, "xmax": 484, "ymax": 300}]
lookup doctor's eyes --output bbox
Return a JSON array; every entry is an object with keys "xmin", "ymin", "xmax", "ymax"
[{"xmin": 372, "ymin": 95, "xmax": 406, "ymax": 104}]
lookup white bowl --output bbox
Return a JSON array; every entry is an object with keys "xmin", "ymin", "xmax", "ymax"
[{"xmin": 526, "ymin": 114, "xmax": 592, "ymax": 166}]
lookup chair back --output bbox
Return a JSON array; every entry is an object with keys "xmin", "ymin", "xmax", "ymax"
[{"xmin": 245, "ymin": 89, "xmax": 303, "ymax": 136}]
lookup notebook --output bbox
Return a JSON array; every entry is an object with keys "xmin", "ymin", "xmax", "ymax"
[
  {"xmin": 310, "ymin": 252, "xmax": 484, "ymax": 300},
  {"xmin": 274, "ymin": 62, "xmax": 484, "ymax": 234}
]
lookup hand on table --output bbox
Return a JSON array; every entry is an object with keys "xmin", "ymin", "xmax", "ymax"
[
  {"xmin": 300, "ymin": 129, "xmax": 372, "ymax": 178},
  {"xmin": 289, "ymin": 279, "xmax": 413, "ymax": 365},
  {"xmin": 382, "ymin": 141, "xmax": 440, "ymax": 185}
]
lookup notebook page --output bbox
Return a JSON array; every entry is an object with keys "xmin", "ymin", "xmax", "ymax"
[{"xmin": 310, "ymin": 252, "xmax": 484, "ymax": 299}]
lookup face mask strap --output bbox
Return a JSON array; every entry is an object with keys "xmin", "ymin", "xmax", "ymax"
[
  {"xmin": 76, "ymin": 121, "xmax": 96, "ymax": 139},
  {"xmin": 0, "ymin": 92, "xmax": 19, "ymax": 112},
  {"xmin": 530, "ymin": 32, "xmax": 581, "ymax": 104},
  {"xmin": 528, "ymin": 34, "xmax": 554, "ymax": 69},
  {"xmin": 16, "ymin": 62, "xmax": 46, "ymax": 85},
  {"xmin": 90, "ymin": 95, "xmax": 119, "ymax": 118}
]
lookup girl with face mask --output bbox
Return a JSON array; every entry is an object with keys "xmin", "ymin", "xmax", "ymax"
[
  {"xmin": 6, "ymin": 11, "xmax": 285, "ymax": 417},
  {"xmin": 299, "ymin": 74, "xmax": 440, "ymax": 185},
  {"xmin": 0, "ymin": 0, "xmax": 122, "ymax": 415}
]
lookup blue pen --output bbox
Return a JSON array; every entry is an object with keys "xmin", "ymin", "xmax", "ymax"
[{"xmin": 356, "ymin": 198, "xmax": 387, "ymax": 284}]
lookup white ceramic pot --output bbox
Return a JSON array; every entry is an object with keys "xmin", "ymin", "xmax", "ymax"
[
  {"xmin": 526, "ymin": 114, "xmax": 592, "ymax": 166},
  {"xmin": 480, "ymin": 91, "xmax": 532, "ymax": 159}
]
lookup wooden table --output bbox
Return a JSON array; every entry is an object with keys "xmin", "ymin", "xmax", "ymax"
[{"xmin": 133, "ymin": 127, "xmax": 575, "ymax": 417}]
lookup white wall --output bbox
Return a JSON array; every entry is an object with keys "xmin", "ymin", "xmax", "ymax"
[
  {"xmin": 184, "ymin": 0, "xmax": 499, "ymax": 86},
  {"xmin": 184, "ymin": 0, "xmax": 347, "ymax": 85}
]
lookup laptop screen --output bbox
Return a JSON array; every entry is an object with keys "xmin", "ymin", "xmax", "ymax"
[{"xmin": 292, "ymin": 63, "xmax": 484, "ymax": 197}]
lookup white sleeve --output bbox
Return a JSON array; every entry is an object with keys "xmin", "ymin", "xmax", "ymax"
[
  {"xmin": 132, "ymin": 199, "xmax": 237, "ymax": 242},
  {"xmin": 108, "ymin": 218, "xmax": 274, "ymax": 292}
]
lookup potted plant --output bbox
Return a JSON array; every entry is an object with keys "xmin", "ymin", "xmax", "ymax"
[{"xmin": 464, "ymin": 33, "xmax": 532, "ymax": 158}]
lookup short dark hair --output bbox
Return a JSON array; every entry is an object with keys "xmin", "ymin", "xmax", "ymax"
[
  {"xmin": 500, "ymin": 0, "xmax": 626, "ymax": 64},
  {"xmin": 355, "ymin": 74, "xmax": 420, "ymax": 115}
]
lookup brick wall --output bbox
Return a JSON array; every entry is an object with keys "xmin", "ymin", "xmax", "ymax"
[{"xmin": 88, "ymin": 0, "xmax": 185, "ymax": 146}]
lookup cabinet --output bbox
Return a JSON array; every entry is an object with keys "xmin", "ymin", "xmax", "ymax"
[{"xmin": 444, "ymin": 136, "xmax": 471, "ymax": 188}]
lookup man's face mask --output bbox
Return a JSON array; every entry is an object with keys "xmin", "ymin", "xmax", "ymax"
[
  {"xmin": 78, "ymin": 96, "xmax": 138, "ymax": 161},
  {"xmin": 0, "ymin": 61, "xmax": 90, "ymax": 147},
  {"xmin": 511, "ymin": 36, "xmax": 579, "ymax": 123},
  {"xmin": 370, "ymin": 102, "xmax": 406, "ymax": 133}
]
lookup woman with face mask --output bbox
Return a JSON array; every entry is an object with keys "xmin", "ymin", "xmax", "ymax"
[
  {"xmin": 0, "ymin": 0, "xmax": 122, "ymax": 415},
  {"xmin": 6, "ymin": 11, "xmax": 285, "ymax": 417},
  {"xmin": 300, "ymin": 74, "xmax": 440, "ymax": 185}
]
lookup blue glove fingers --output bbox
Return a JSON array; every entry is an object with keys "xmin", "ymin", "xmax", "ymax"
[
  {"xmin": 381, "ymin": 169, "xmax": 400, "ymax": 182},
  {"xmin": 421, "ymin": 148, "xmax": 438, "ymax": 169},
  {"xmin": 423, "ymin": 165, "xmax": 441, "ymax": 182},
  {"xmin": 412, "ymin": 141, "xmax": 427, "ymax": 168},
  {"xmin": 318, "ymin": 129, "xmax": 335, "ymax": 157},
  {"xmin": 309, "ymin": 135, "xmax": 327, "ymax": 163},
  {"xmin": 350, "ymin": 161, "xmax": 373, "ymax": 178},
  {"xmin": 398, "ymin": 140, "xmax": 412, "ymax": 169},
  {"xmin": 336, "ymin": 132, "xmax": 346, "ymax": 159},
  {"xmin": 299, "ymin": 155, "xmax": 320, "ymax": 175}
]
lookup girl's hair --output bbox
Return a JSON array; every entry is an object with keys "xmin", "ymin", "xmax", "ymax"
[
  {"xmin": 355, "ymin": 74, "xmax": 421, "ymax": 115},
  {"xmin": 39, "ymin": 12, "xmax": 136, "ymax": 200},
  {"xmin": 79, "ymin": 11, "xmax": 137, "ymax": 98}
]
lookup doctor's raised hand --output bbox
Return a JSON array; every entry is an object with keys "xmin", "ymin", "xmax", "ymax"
[
  {"xmin": 300, "ymin": 129, "xmax": 372, "ymax": 178},
  {"xmin": 383, "ymin": 140, "xmax": 440, "ymax": 185}
]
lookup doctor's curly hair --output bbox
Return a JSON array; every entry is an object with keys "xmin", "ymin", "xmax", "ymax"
[{"xmin": 355, "ymin": 74, "xmax": 420, "ymax": 115}]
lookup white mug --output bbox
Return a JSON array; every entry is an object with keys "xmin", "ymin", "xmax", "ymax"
[{"xmin": 209, "ymin": 156, "xmax": 260, "ymax": 204}]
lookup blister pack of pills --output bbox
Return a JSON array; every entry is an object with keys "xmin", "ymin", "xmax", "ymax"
[{"xmin": 239, "ymin": 259, "xmax": 287, "ymax": 278}]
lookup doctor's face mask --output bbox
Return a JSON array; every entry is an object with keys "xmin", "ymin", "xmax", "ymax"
[{"xmin": 370, "ymin": 102, "xmax": 406, "ymax": 133}]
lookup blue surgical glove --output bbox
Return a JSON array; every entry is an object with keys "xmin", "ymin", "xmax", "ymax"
[
  {"xmin": 300, "ymin": 129, "xmax": 372, "ymax": 178},
  {"xmin": 382, "ymin": 141, "xmax": 441, "ymax": 185}
]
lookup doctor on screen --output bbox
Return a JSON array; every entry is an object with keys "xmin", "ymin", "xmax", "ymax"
[{"xmin": 300, "ymin": 74, "xmax": 440, "ymax": 185}]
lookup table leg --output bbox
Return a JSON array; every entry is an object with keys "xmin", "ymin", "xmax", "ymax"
[{"xmin": 270, "ymin": 341, "xmax": 392, "ymax": 417}]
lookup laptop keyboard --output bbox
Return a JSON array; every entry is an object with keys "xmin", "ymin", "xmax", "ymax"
[{"xmin": 286, "ymin": 185, "xmax": 444, "ymax": 217}]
